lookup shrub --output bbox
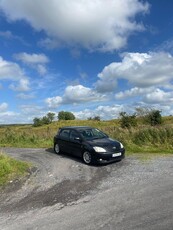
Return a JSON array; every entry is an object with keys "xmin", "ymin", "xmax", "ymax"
[
  {"xmin": 119, "ymin": 112, "xmax": 137, "ymax": 128},
  {"xmin": 145, "ymin": 110, "xmax": 162, "ymax": 126},
  {"xmin": 58, "ymin": 111, "xmax": 75, "ymax": 120}
]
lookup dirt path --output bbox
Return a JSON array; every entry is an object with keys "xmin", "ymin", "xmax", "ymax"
[
  {"xmin": 0, "ymin": 147, "xmax": 115, "ymax": 212},
  {"xmin": 0, "ymin": 148, "xmax": 173, "ymax": 230}
]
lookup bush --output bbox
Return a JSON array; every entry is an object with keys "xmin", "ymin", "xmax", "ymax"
[
  {"xmin": 58, "ymin": 111, "xmax": 75, "ymax": 120},
  {"xmin": 33, "ymin": 112, "xmax": 56, "ymax": 127},
  {"xmin": 119, "ymin": 112, "xmax": 137, "ymax": 128},
  {"xmin": 88, "ymin": 116, "xmax": 101, "ymax": 121},
  {"xmin": 145, "ymin": 110, "xmax": 162, "ymax": 126}
]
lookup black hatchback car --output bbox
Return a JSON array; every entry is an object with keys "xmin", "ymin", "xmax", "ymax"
[{"xmin": 54, "ymin": 126, "xmax": 125, "ymax": 165}]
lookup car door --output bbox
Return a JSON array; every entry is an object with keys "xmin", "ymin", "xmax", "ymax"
[
  {"xmin": 58, "ymin": 129, "xmax": 70, "ymax": 153},
  {"xmin": 69, "ymin": 130, "xmax": 83, "ymax": 157}
]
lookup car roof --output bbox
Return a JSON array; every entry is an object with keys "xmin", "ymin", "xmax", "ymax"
[{"xmin": 60, "ymin": 126, "xmax": 93, "ymax": 130}]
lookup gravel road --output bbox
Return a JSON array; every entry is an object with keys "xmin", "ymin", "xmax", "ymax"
[{"xmin": 0, "ymin": 148, "xmax": 173, "ymax": 230}]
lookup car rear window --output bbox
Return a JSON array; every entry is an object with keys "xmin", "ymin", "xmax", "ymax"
[{"xmin": 59, "ymin": 129, "xmax": 70, "ymax": 139}]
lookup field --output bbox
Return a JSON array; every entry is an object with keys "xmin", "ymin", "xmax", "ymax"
[
  {"xmin": 0, "ymin": 117, "xmax": 173, "ymax": 186},
  {"xmin": 0, "ymin": 117, "xmax": 173, "ymax": 154}
]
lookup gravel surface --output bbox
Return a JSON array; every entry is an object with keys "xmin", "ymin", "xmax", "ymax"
[{"xmin": 0, "ymin": 148, "xmax": 173, "ymax": 230}]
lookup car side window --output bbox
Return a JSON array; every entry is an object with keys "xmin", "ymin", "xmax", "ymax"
[
  {"xmin": 70, "ymin": 130, "xmax": 80, "ymax": 141},
  {"xmin": 59, "ymin": 129, "xmax": 70, "ymax": 140}
]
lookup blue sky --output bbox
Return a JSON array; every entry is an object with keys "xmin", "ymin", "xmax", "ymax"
[{"xmin": 0, "ymin": 0, "xmax": 173, "ymax": 124}]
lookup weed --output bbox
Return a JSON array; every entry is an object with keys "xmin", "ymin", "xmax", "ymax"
[{"xmin": 0, "ymin": 152, "xmax": 31, "ymax": 186}]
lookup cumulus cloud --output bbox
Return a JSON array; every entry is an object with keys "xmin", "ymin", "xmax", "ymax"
[
  {"xmin": 45, "ymin": 96, "xmax": 63, "ymax": 109},
  {"xmin": 9, "ymin": 78, "xmax": 30, "ymax": 91},
  {"xmin": 63, "ymin": 85, "xmax": 105, "ymax": 103},
  {"xmin": 143, "ymin": 88, "xmax": 173, "ymax": 104},
  {"xmin": 115, "ymin": 87, "xmax": 154, "ymax": 99},
  {"xmin": 0, "ymin": 0, "xmax": 149, "ymax": 52},
  {"xmin": 14, "ymin": 52, "xmax": 49, "ymax": 75},
  {"xmin": 0, "ymin": 56, "xmax": 30, "ymax": 91},
  {"xmin": 45, "ymin": 84, "xmax": 106, "ymax": 108},
  {"xmin": 74, "ymin": 104, "xmax": 125, "ymax": 120},
  {"xmin": 96, "ymin": 52, "xmax": 173, "ymax": 92}
]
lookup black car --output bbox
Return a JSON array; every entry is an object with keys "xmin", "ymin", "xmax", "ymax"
[{"xmin": 54, "ymin": 126, "xmax": 125, "ymax": 165}]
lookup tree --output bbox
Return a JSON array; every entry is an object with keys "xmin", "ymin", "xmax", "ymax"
[
  {"xmin": 119, "ymin": 112, "xmax": 137, "ymax": 128},
  {"xmin": 46, "ymin": 112, "xmax": 55, "ymax": 123},
  {"xmin": 33, "ymin": 117, "xmax": 43, "ymax": 127},
  {"xmin": 58, "ymin": 111, "xmax": 66, "ymax": 120},
  {"xmin": 58, "ymin": 111, "xmax": 75, "ymax": 120},
  {"xmin": 42, "ymin": 116, "xmax": 51, "ymax": 125}
]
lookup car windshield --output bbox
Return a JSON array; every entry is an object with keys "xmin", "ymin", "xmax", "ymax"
[{"xmin": 79, "ymin": 128, "xmax": 107, "ymax": 140}]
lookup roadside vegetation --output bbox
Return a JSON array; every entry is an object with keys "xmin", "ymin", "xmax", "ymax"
[
  {"xmin": 0, "ymin": 109, "xmax": 173, "ymax": 154},
  {"xmin": 0, "ymin": 152, "xmax": 31, "ymax": 186},
  {"xmin": 0, "ymin": 109, "xmax": 171, "ymax": 187}
]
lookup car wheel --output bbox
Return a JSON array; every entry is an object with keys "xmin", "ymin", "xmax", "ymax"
[
  {"xmin": 83, "ymin": 151, "xmax": 92, "ymax": 165},
  {"xmin": 54, "ymin": 143, "xmax": 61, "ymax": 154}
]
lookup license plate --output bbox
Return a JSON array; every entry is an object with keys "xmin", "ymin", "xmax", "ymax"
[{"xmin": 112, "ymin": 152, "xmax": 121, "ymax": 157}]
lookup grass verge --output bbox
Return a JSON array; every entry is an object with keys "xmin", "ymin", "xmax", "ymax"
[
  {"xmin": 0, "ymin": 152, "xmax": 31, "ymax": 187},
  {"xmin": 0, "ymin": 120, "xmax": 173, "ymax": 154}
]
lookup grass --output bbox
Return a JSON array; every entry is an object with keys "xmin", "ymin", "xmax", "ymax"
[
  {"xmin": 0, "ymin": 117, "xmax": 173, "ymax": 154},
  {"xmin": 0, "ymin": 152, "xmax": 31, "ymax": 186},
  {"xmin": 0, "ymin": 117, "xmax": 172, "ymax": 185}
]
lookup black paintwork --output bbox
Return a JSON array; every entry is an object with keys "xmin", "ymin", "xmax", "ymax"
[{"xmin": 54, "ymin": 126, "xmax": 125, "ymax": 164}]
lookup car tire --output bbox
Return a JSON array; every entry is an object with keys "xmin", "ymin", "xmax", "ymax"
[
  {"xmin": 54, "ymin": 143, "xmax": 61, "ymax": 154},
  {"xmin": 83, "ymin": 151, "xmax": 92, "ymax": 165}
]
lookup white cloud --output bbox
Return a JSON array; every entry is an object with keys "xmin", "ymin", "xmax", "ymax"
[
  {"xmin": 0, "ymin": 0, "xmax": 149, "ymax": 52},
  {"xmin": 143, "ymin": 88, "xmax": 173, "ymax": 104},
  {"xmin": 0, "ymin": 102, "xmax": 8, "ymax": 112},
  {"xmin": 96, "ymin": 52, "xmax": 173, "ymax": 92},
  {"xmin": 0, "ymin": 56, "xmax": 30, "ymax": 91},
  {"xmin": 14, "ymin": 52, "xmax": 49, "ymax": 64},
  {"xmin": 9, "ymin": 78, "xmax": 30, "ymax": 91},
  {"xmin": 63, "ymin": 85, "xmax": 105, "ymax": 103},
  {"xmin": 0, "ymin": 111, "xmax": 20, "ymax": 124},
  {"xmin": 45, "ymin": 96, "xmax": 63, "ymax": 109},
  {"xmin": 14, "ymin": 52, "xmax": 49, "ymax": 75},
  {"xmin": 74, "ymin": 104, "xmax": 125, "ymax": 120},
  {"xmin": 45, "ymin": 84, "xmax": 106, "ymax": 108},
  {"xmin": 115, "ymin": 87, "xmax": 154, "ymax": 99},
  {"xmin": 38, "ymin": 38, "xmax": 61, "ymax": 50},
  {"xmin": 0, "ymin": 56, "xmax": 24, "ymax": 80},
  {"xmin": 16, "ymin": 93, "xmax": 35, "ymax": 100}
]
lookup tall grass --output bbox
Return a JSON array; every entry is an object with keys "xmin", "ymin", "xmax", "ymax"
[
  {"xmin": 0, "ymin": 152, "xmax": 31, "ymax": 186},
  {"xmin": 0, "ymin": 118, "xmax": 173, "ymax": 153}
]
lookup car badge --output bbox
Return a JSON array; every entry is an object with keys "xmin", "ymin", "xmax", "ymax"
[{"xmin": 113, "ymin": 146, "xmax": 116, "ymax": 149}]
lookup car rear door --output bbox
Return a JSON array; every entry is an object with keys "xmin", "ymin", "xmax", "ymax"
[
  {"xmin": 69, "ymin": 130, "xmax": 83, "ymax": 157},
  {"xmin": 58, "ymin": 129, "xmax": 70, "ymax": 153}
]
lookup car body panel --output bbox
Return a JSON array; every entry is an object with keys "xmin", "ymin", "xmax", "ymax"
[{"xmin": 54, "ymin": 126, "xmax": 125, "ymax": 164}]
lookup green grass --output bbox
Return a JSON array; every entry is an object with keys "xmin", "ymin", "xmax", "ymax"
[
  {"xmin": 0, "ymin": 152, "xmax": 31, "ymax": 186},
  {"xmin": 0, "ymin": 118, "xmax": 173, "ymax": 185},
  {"xmin": 0, "ymin": 117, "xmax": 173, "ymax": 154}
]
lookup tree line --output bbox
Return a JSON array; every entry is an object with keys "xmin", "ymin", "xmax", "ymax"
[
  {"xmin": 33, "ymin": 108, "xmax": 162, "ymax": 128},
  {"xmin": 33, "ymin": 111, "xmax": 75, "ymax": 127}
]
